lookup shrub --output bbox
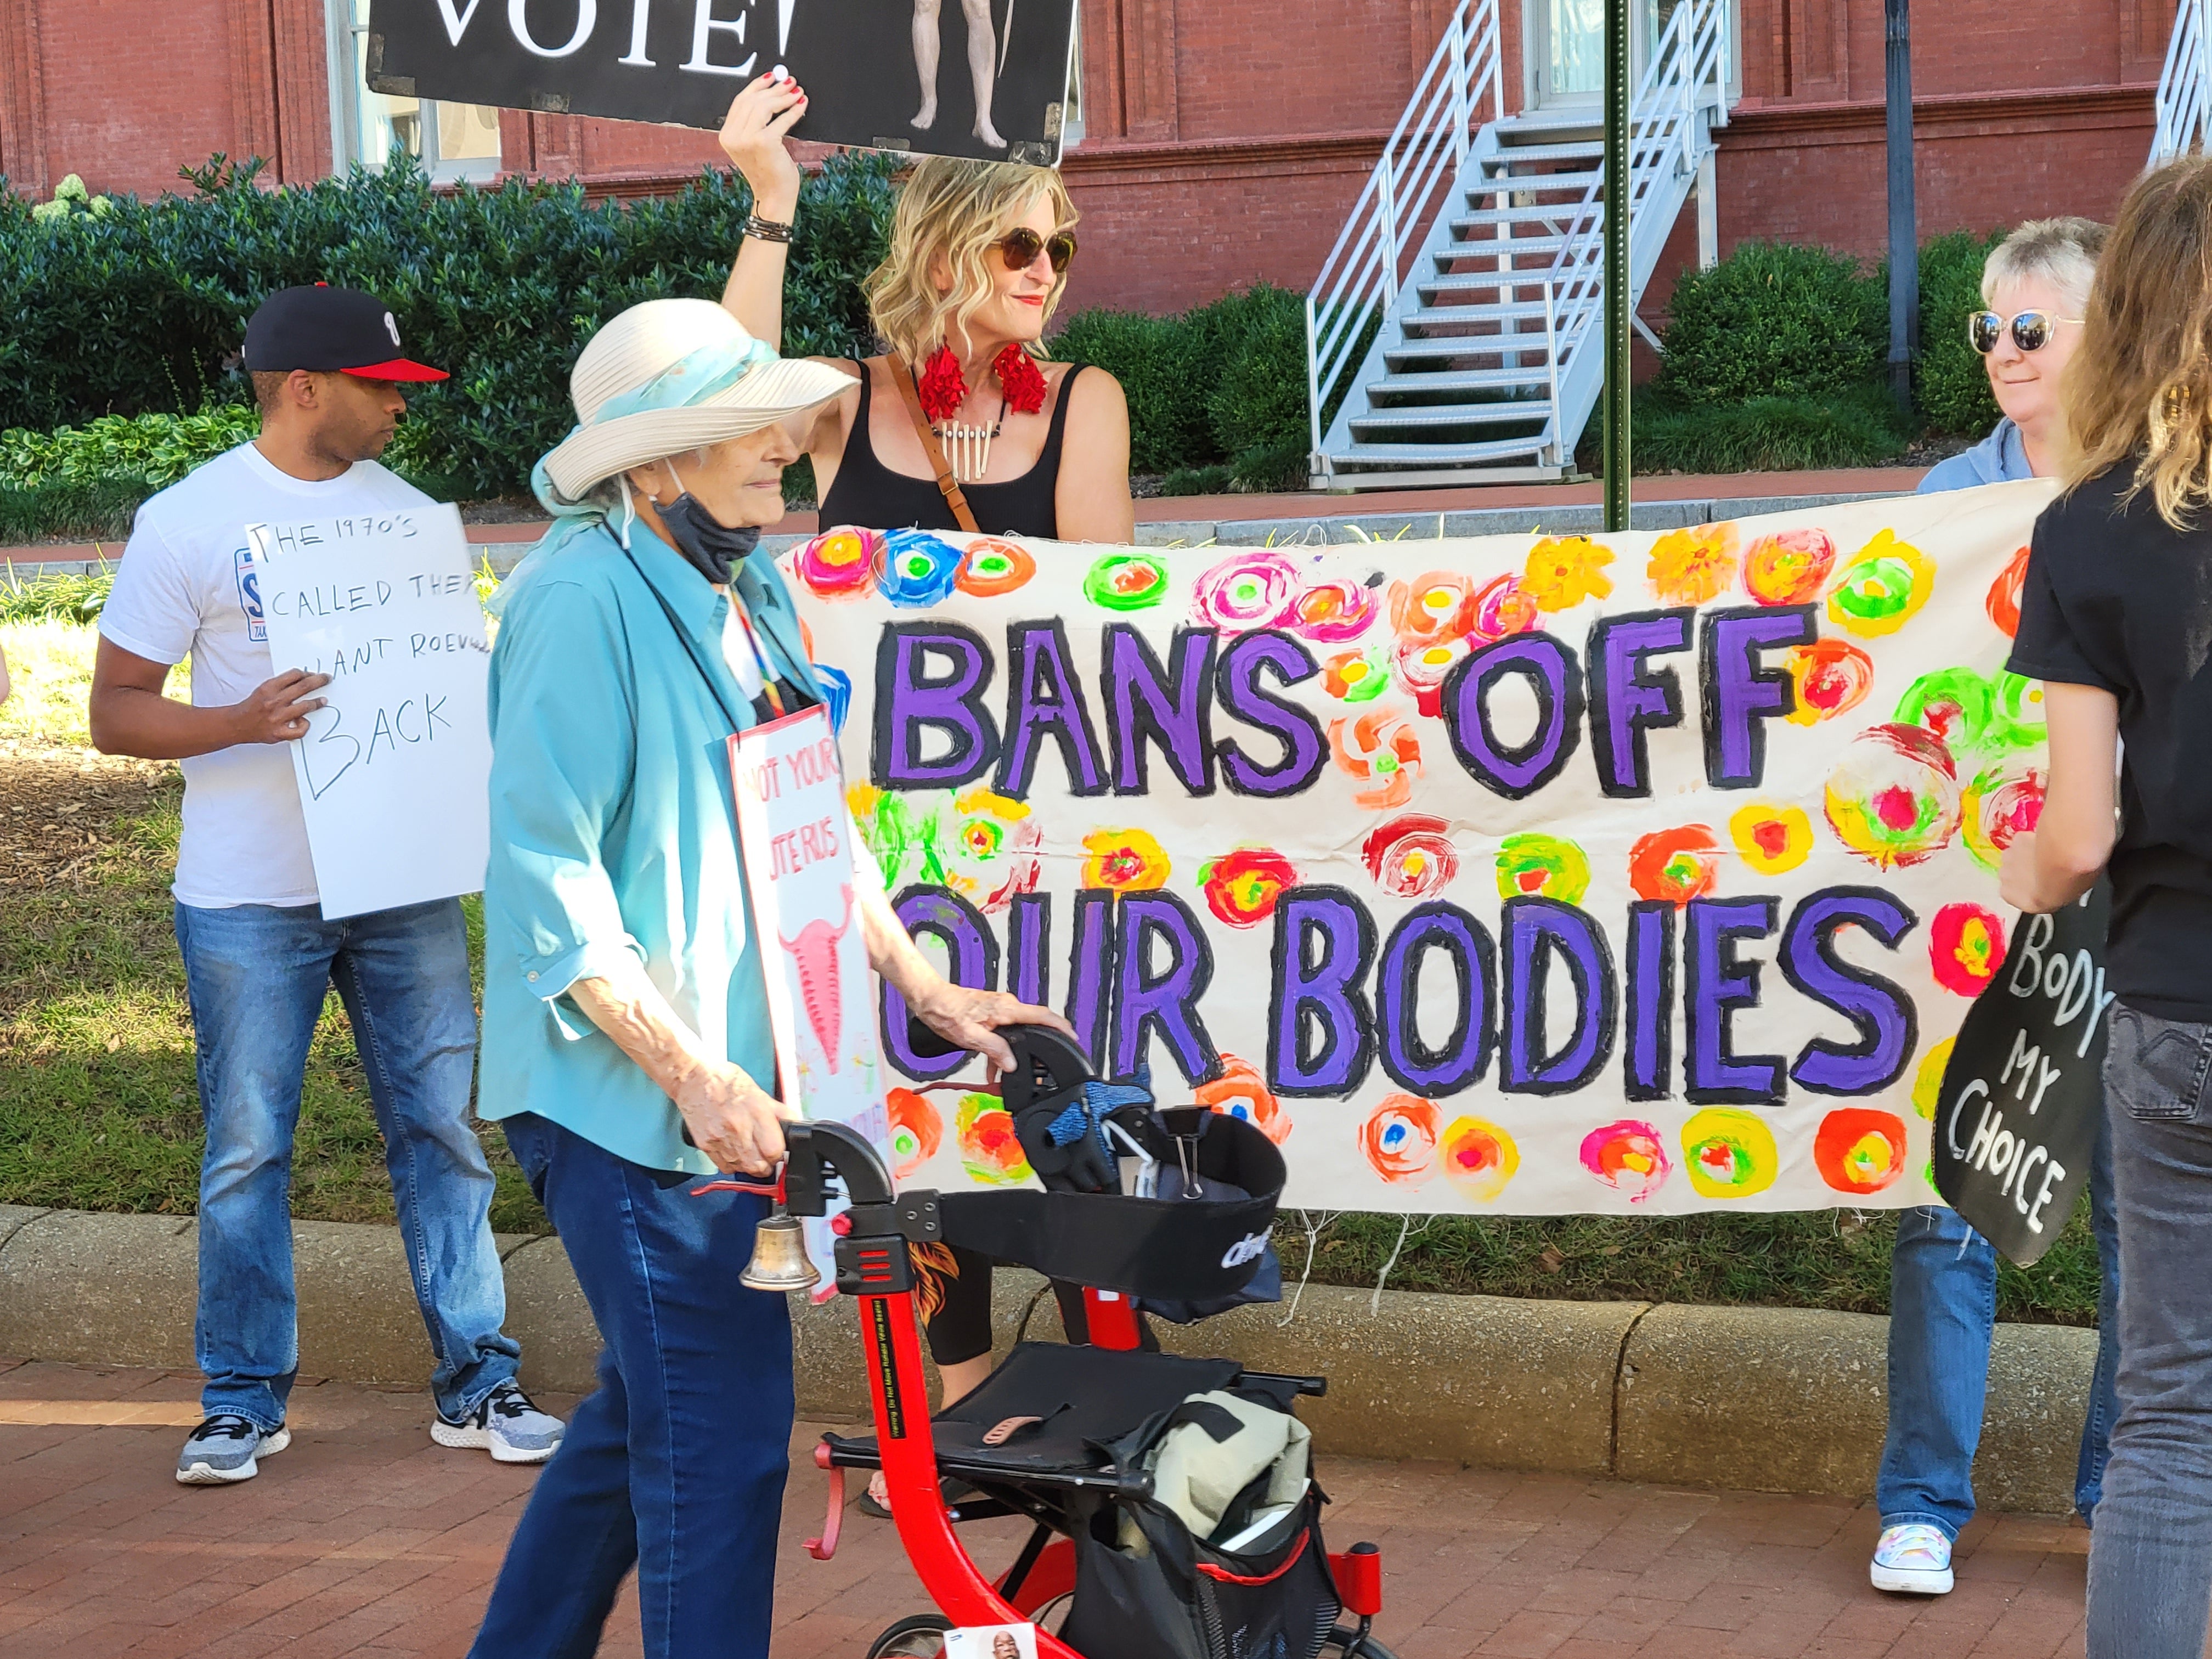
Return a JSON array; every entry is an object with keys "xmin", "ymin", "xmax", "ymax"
[
  {"xmin": 1207, "ymin": 284, "xmax": 1309, "ymax": 477},
  {"xmin": 1915, "ymin": 228, "xmax": 2005, "ymax": 437},
  {"xmin": 0, "ymin": 150, "xmax": 900, "ymax": 500},
  {"xmin": 0, "ymin": 479, "xmax": 150, "ymax": 544},
  {"xmin": 1629, "ymin": 384, "xmax": 1910, "ymax": 474},
  {"xmin": 0, "ymin": 408, "xmax": 259, "ymax": 490},
  {"xmin": 1051, "ymin": 308, "xmax": 1203, "ymax": 474},
  {"xmin": 1655, "ymin": 240, "xmax": 1887, "ymax": 407}
]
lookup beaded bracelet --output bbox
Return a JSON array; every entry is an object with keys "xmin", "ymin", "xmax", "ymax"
[{"xmin": 742, "ymin": 213, "xmax": 794, "ymax": 244}]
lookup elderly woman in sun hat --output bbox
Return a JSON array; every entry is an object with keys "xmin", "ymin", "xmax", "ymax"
[{"xmin": 466, "ymin": 297, "xmax": 1065, "ymax": 1659}]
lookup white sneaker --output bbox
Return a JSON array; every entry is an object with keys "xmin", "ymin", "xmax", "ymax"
[
  {"xmin": 431, "ymin": 1381, "xmax": 565, "ymax": 1465},
  {"xmin": 1870, "ymin": 1522, "xmax": 1955, "ymax": 1594},
  {"xmin": 176, "ymin": 1414, "xmax": 291, "ymax": 1485}
]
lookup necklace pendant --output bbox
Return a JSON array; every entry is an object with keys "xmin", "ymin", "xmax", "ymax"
[{"xmin": 939, "ymin": 421, "xmax": 996, "ymax": 486}]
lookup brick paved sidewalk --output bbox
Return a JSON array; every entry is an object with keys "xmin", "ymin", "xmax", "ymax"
[{"xmin": 0, "ymin": 1357, "xmax": 2090, "ymax": 1659}]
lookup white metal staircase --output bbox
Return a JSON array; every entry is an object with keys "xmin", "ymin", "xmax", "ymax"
[
  {"xmin": 1306, "ymin": 0, "xmax": 1735, "ymax": 489},
  {"xmin": 2153, "ymin": 0, "xmax": 2210, "ymax": 162}
]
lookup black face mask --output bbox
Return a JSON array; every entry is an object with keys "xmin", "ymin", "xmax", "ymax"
[{"xmin": 656, "ymin": 490, "xmax": 761, "ymax": 586}]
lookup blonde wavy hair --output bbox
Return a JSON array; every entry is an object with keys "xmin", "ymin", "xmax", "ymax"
[
  {"xmin": 2066, "ymin": 157, "xmax": 2212, "ymax": 526},
  {"xmin": 863, "ymin": 158, "xmax": 1077, "ymax": 368}
]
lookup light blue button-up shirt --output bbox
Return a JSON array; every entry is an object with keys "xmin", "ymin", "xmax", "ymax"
[{"xmin": 478, "ymin": 520, "xmax": 821, "ymax": 1174}]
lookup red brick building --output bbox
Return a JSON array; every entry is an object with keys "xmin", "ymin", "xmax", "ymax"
[{"xmin": 0, "ymin": 1, "xmax": 2173, "ymax": 318}]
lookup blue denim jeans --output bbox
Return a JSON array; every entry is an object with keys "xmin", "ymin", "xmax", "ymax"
[
  {"xmin": 471, "ymin": 1113, "xmax": 795, "ymax": 1659},
  {"xmin": 174, "ymin": 898, "xmax": 516, "ymax": 1428},
  {"xmin": 1876, "ymin": 1102, "xmax": 2120, "ymax": 1538},
  {"xmin": 2087, "ymin": 1002, "xmax": 2212, "ymax": 1659}
]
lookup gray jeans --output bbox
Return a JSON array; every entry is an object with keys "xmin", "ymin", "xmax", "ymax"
[{"xmin": 2089, "ymin": 1001, "xmax": 2212, "ymax": 1658}]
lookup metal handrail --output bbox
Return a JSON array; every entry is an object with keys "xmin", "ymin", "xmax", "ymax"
[
  {"xmin": 2153, "ymin": 0, "xmax": 2210, "ymax": 164},
  {"xmin": 1531, "ymin": 0, "xmax": 1733, "ymax": 461},
  {"xmin": 1305, "ymin": 0, "xmax": 1503, "ymax": 460}
]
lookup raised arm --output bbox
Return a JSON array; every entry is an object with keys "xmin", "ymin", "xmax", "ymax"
[{"xmin": 715, "ymin": 75, "xmax": 809, "ymax": 351}]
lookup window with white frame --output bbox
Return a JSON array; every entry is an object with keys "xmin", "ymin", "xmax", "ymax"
[{"xmin": 326, "ymin": 0, "xmax": 503, "ymax": 182}]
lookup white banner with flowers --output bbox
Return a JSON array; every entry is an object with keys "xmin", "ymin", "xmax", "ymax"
[{"xmin": 783, "ymin": 480, "xmax": 2056, "ymax": 1214}]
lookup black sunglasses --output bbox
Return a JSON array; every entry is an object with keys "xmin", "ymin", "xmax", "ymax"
[
  {"xmin": 991, "ymin": 227, "xmax": 1077, "ymax": 274},
  {"xmin": 1968, "ymin": 310, "xmax": 2083, "ymax": 355}
]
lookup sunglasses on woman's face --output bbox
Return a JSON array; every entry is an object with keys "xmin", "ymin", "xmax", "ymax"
[
  {"xmin": 992, "ymin": 227, "xmax": 1077, "ymax": 274},
  {"xmin": 1968, "ymin": 310, "xmax": 2083, "ymax": 355}
]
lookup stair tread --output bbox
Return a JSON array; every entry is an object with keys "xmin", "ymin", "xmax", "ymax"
[
  {"xmin": 1479, "ymin": 142, "xmax": 1605, "ymax": 164},
  {"xmin": 1327, "ymin": 437, "xmax": 1558, "ymax": 464},
  {"xmin": 1451, "ymin": 205, "xmax": 1602, "ymax": 227},
  {"xmin": 1350, "ymin": 406, "xmax": 1556, "ymax": 431},
  {"xmin": 1387, "ymin": 308, "xmax": 1558, "ymax": 334},
  {"xmin": 1465, "ymin": 170, "xmax": 1606, "ymax": 196},
  {"xmin": 1371, "ymin": 369, "xmax": 1558, "ymax": 394},
  {"xmin": 1433, "ymin": 235, "xmax": 1571, "ymax": 261},
  {"xmin": 1418, "ymin": 273, "xmax": 1570, "ymax": 295}
]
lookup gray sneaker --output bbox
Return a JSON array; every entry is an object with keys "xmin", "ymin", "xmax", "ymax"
[
  {"xmin": 431, "ymin": 1381, "xmax": 565, "ymax": 1464},
  {"xmin": 176, "ymin": 1414, "xmax": 290, "ymax": 1485}
]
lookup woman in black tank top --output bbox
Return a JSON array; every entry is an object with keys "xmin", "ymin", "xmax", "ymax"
[{"xmin": 713, "ymin": 83, "xmax": 1136, "ymax": 546}]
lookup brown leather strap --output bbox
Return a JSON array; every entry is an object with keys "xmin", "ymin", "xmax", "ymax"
[{"xmin": 887, "ymin": 356, "xmax": 980, "ymax": 534}]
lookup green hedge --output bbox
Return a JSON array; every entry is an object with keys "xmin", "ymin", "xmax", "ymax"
[
  {"xmin": 1915, "ymin": 229, "xmax": 2006, "ymax": 437},
  {"xmin": 1655, "ymin": 240, "xmax": 1889, "ymax": 407},
  {"xmin": 1053, "ymin": 283, "xmax": 1307, "ymax": 490},
  {"xmin": 1, "ymin": 151, "xmax": 899, "ymax": 500}
]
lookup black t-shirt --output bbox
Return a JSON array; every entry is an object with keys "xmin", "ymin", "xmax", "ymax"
[{"xmin": 2009, "ymin": 466, "xmax": 2212, "ymax": 1019}]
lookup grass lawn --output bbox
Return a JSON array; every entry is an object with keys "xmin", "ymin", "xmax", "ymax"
[{"xmin": 0, "ymin": 620, "xmax": 2106, "ymax": 1323}]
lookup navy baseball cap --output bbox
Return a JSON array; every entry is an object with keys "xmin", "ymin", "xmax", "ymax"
[{"xmin": 242, "ymin": 284, "xmax": 447, "ymax": 382}]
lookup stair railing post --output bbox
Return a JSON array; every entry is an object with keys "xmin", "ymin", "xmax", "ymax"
[
  {"xmin": 1450, "ymin": 8, "xmax": 1469, "ymax": 168},
  {"xmin": 1543, "ymin": 278, "xmax": 1562, "ymax": 468},
  {"xmin": 1306, "ymin": 294, "xmax": 1322, "ymax": 475},
  {"xmin": 1603, "ymin": 0, "xmax": 1632, "ymax": 531},
  {"xmin": 1377, "ymin": 152, "xmax": 1399, "ymax": 298}
]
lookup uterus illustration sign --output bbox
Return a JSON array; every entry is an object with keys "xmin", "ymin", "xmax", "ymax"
[{"xmin": 731, "ymin": 706, "xmax": 893, "ymax": 1290}]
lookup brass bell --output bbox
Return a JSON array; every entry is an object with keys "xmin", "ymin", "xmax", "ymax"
[{"xmin": 740, "ymin": 1208, "xmax": 822, "ymax": 1294}]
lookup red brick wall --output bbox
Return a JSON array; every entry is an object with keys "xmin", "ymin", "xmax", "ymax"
[{"xmin": 0, "ymin": 0, "xmax": 2180, "ymax": 324}]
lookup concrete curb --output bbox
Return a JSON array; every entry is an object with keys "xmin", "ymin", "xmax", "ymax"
[{"xmin": 0, "ymin": 1206, "xmax": 2093, "ymax": 1514}]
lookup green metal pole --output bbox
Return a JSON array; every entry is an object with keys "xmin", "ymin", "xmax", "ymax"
[{"xmin": 1602, "ymin": 0, "xmax": 1632, "ymax": 533}]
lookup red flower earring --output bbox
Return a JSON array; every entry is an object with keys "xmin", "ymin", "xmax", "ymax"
[
  {"xmin": 916, "ymin": 345, "xmax": 967, "ymax": 422},
  {"xmin": 992, "ymin": 343, "xmax": 1048, "ymax": 415}
]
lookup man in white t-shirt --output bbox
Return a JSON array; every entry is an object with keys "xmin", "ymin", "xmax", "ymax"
[{"xmin": 90, "ymin": 286, "xmax": 562, "ymax": 1485}]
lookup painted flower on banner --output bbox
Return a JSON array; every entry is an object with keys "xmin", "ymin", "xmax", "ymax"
[
  {"xmin": 1826, "ymin": 529, "xmax": 1936, "ymax": 638},
  {"xmin": 880, "ymin": 529, "xmax": 965, "ymax": 607},
  {"xmin": 1364, "ymin": 813, "xmax": 1461, "ymax": 899},
  {"xmin": 1440, "ymin": 1116, "xmax": 1520, "ymax": 1203},
  {"xmin": 1469, "ymin": 573, "xmax": 1541, "ymax": 641},
  {"xmin": 1930, "ymin": 902, "xmax": 2007, "ymax": 996},
  {"xmin": 849, "ymin": 784, "xmax": 936, "ymax": 889},
  {"xmin": 1322, "ymin": 648, "xmax": 1392, "ymax": 702},
  {"xmin": 1785, "ymin": 637, "xmax": 1876, "ymax": 727},
  {"xmin": 1681, "ymin": 1108, "xmax": 1780, "ymax": 1199},
  {"xmin": 1286, "ymin": 577, "xmax": 1380, "ymax": 643},
  {"xmin": 1495, "ymin": 832, "xmax": 1592, "ymax": 904},
  {"xmin": 1987, "ymin": 544, "xmax": 2030, "ymax": 637},
  {"xmin": 1824, "ymin": 723, "xmax": 1962, "ymax": 869},
  {"xmin": 1329, "ymin": 707, "xmax": 1424, "ymax": 810},
  {"xmin": 1729, "ymin": 802, "xmax": 1814, "ymax": 877},
  {"xmin": 1361, "ymin": 1094, "xmax": 1441, "ymax": 1184},
  {"xmin": 1894, "ymin": 665, "xmax": 2044, "ymax": 764},
  {"xmin": 1646, "ymin": 522, "xmax": 1741, "ymax": 606},
  {"xmin": 1193, "ymin": 550, "xmax": 1301, "ymax": 630},
  {"xmin": 957, "ymin": 537, "xmax": 1037, "ymax": 597},
  {"xmin": 791, "ymin": 526, "xmax": 883, "ymax": 599},
  {"xmin": 1579, "ymin": 1120, "xmax": 1672, "ymax": 1203},
  {"xmin": 1195, "ymin": 1053, "xmax": 1291, "ymax": 1144},
  {"xmin": 1627, "ymin": 824, "xmax": 1721, "ymax": 907},
  {"xmin": 1521, "ymin": 535, "xmax": 1615, "ymax": 612},
  {"xmin": 956, "ymin": 1091, "xmax": 1031, "ymax": 1185},
  {"xmin": 1912, "ymin": 1036, "xmax": 1956, "ymax": 1121},
  {"xmin": 1813, "ymin": 1108, "xmax": 1910, "ymax": 1195},
  {"xmin": 1741, "ymin": 527, "xmax": 1838, "ymax": 606},
  {"xmin": 1084, "ymin": 550, "xmax": 1170, "ymax": 611},
  {"xmin": 946, "ymin": 787, "xmax": 1043, "ymax": 912},
  {"xmin": 1394, "ymin": 635, "xmax": 1471, "ymax": 717},
  {"xmin": 1081, "ymin": 827, "xmax": 1171, "ymax": 891},
  {"xmin": 1388, "ymin": 571, "xmax": 1475, "ymax": 645},
  {"xmin": 1200, "ymin": 847, "xmax": 1298, "ymax": 928},
  {"xmin": 1961, "ymin": 767, "xmax": 2045, "ymax": 872},
  {"xmin": 887, "ymin": 1086, "xmax": 943, "ymax": 1180}
]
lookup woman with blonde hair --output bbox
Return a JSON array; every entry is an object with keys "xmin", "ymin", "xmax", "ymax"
[
  {"xmin": 713, "ymin": 75, "xmax": 1134, "ymax": 544},
  {"xmin": 2000, "ymin": 154, "xmax": 2212, "ymax": 1658}
]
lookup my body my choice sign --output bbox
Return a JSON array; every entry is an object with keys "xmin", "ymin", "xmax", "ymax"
[{"xmin": 786, "ymin": 482, "xmax": 2062, "ymax": 1215}]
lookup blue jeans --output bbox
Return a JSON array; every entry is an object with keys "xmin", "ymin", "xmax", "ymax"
[
  {"xmin": 2087, "ymin": 1003, "xmax": 2212, "ymax": 1659},
  {"xmin": 1877, "ymin": 1103, "xmax": 2120, "ymax": 1538},
  {"xmin": 175, "ymin": 898, "xmax": 516, "ymax": 1428},
  {"xmin": 471, "ymin": 1113, "xmax": 795, "ymax": 1659}
]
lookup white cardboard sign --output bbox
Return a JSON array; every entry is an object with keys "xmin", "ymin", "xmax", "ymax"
[
  {"xmin": 730, "ymin": 703, "xmax": 894, "ymax": 1290},
  {"xmin": 252, "ymin": 503, "xmax": 491, "ymax": 919}
]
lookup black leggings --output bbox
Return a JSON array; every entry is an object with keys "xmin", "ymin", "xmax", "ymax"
[{"xmin": 925, "ymin": 1245, "xmax": 1096, "ymax": 1368}]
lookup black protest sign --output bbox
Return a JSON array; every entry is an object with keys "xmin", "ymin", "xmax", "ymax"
[
  {"xmin": 366, "ymin": 0, "xmax": 1078, "ymax": 165},
  {"xmin": 1931, "ymin": 884, "xmax": 2113, "ymax": 1266}
]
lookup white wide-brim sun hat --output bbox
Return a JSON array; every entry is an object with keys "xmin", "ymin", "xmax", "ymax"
[{"xmin": 537, "ymin": 298, "xmax": 854, "ymax": 504}]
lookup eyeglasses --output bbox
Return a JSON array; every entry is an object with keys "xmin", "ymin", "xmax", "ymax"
[
  {"xmin": 1968, "ymin": 310, "xmax": 2084, "ymax": 354},
  {"xmin": 991, "ymin": 227, "xmax": 1077, "ymax": 274}
]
